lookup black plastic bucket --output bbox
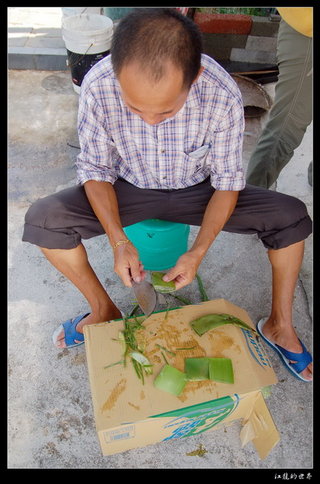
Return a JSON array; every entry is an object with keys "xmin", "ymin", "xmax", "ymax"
[
  {"xmin": 62, "ymin": 13, "xmax": 113, "ymax": 93},
  {"xmin": 66, "ymin": 49, "xmax": 110, "ymax": 90}
]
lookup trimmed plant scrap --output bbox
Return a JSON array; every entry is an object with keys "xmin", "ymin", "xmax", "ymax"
[
  {"xmin": 190, "ymin": 313, "xmax": 257, "ymax": 336},
  {"xmin": 185, "ymin": 357, "xmax": 234, "ymax": 384},
  {"xmin": 184, "ymin": 357, "xmax": 210, "ymax": 381},
  {"xmin": 153, "ymin": 364, "xmax": 187, "ymax": 396},
  {"xmin": 154, "ymin": 357, "xmax": 234, "ymax": 396},
  {"xmin": 105, "ymin": 313, "xmax": 153, "ymax": 384},
  {"xmin": 186, "ymin": 443, "xmax": 208, "ymax": 457},
  {"xmin": 208, "ymin": 357, "xmax": 234, "ymax": 384}
]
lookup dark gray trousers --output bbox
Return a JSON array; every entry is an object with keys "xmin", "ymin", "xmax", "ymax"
[{"xmin": 22, "ymin": 178, "xmax": 312, "ymax": 251}]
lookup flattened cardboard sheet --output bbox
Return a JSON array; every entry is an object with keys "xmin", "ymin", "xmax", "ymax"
[{"xmin": 84, "ymin": 299, "xmax": 279, "ymax": 457}]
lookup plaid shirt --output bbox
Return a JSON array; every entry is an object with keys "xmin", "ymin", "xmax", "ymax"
[{"xmin": 76, "ymin": 54, "xmax": 245, "ymax": 191}]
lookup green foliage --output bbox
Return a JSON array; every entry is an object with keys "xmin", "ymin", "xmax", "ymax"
[{"xmin": 197, "ymin": 7, "xmax": 272, "ymax": 17}]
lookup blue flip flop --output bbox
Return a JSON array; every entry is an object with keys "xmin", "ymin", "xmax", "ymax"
[
  {"xmin": 257, "ymin": 318, "xmax": 312, "ymax": 382},
  {"xmin": 52, "ymin": 313, "xmax": 90, "ymax": 349}
]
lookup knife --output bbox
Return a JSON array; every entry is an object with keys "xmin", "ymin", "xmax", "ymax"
[{"xmin": 132, "ymin": 279, "xmax": 158, "ymax": 317}]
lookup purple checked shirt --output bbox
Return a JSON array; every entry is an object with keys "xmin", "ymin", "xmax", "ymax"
[{"xmin": 76, "ymin": 54, "xmax": 246, "ymax": 191}]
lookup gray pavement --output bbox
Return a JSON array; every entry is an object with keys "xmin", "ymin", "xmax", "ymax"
[{"xmin": 8, "ymin": 7, "xmax": 313, "ymax": 471}]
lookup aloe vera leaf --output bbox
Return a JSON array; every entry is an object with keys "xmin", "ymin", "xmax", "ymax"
[
  {"xmin": 153, "ymin": 364, "xmax": 186, "ymax": 396},
  {"xmin": 208, "ymin": 357, "xmax": 234, "ymax": 384},
  {"xmin": 196, "ymin": 273, "xmax": 209, "ymax": 301},
  {"xmin": 190, "ymin": 313, "xmax": 256, "ymax": 336},
  {"xmin": 185, "ymin": 358, "xmax": 210, "ymax": 381},
  {"xmin": 151, "ymin": 272, "xmax": 176, "ymax": 293}
]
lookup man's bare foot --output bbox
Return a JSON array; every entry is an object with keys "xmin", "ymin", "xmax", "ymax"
[
  {"xmin": 261, "ymin": 318, "xmax": 312, "ymax": 381},
  {"xmin": 54, "ymin": 306, "xmax": 122, "ymax": 349}
]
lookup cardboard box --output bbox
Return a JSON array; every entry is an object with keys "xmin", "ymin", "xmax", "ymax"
[{"xmin": 84, "ymin": 298, "xmax": 280, "ymax": 459}]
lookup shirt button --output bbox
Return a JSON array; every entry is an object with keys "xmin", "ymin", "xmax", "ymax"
[{"xmin": 161, "ymin": 149, "xmax": 165, "ymax": 153}]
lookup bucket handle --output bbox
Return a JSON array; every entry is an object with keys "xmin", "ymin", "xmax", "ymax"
[{"xmin": 67, "ymin": 43, "xmax": 94, "ymax": 69}]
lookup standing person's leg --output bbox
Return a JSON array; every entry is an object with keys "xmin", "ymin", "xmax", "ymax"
[{"xmin": 246, "ymin": 19, "xmax": 313, "ymax": 188}]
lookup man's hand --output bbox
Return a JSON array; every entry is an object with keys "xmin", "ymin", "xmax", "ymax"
[
  {"xmin": 113, "ymin": 242, "xmax": 146, "ymax": 287},
  {"xmin": 83, "ymin": 181, "xmax": 147, "ymax": 287},
  {"xmin": 162, "ymin": 189, "xmax": 239, "ymax": 290},
  {"xmin": 162, "ymin": 251, "xmax": 202, "ymax": 290},
  {"xmin": 162, "ymin": 190, "xmax": 239, "ymax": 291}
]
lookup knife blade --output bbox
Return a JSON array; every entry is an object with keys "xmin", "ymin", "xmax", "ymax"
[{"xmin": 132, "ymin": 279, "xmax": 158, "ymax": 317}]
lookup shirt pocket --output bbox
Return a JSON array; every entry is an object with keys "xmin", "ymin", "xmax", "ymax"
[
  {"xmin": 174, "ymin": 144, "xmax": 211, "ymax": 182},
  {"xmin": 187, "ymin": 144, "xmax": 211, "ymax": 160},
  {"xmin": 185, "ymin": 144, "xmax": 211, "ymax": 172}
]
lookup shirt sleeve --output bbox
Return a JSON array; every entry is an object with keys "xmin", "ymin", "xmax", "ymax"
[
  {"xmin": 75, "ymin": 86, "xmax": 120, "ymax": 185},
  {"xmin": 209, "ymin": 94, "xmax": 246, "ymax": 191}
]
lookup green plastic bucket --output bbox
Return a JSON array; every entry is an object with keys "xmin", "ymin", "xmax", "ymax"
[{"xmin": 124, "ymin": 219, "xmax": 190, "ymax": 271}]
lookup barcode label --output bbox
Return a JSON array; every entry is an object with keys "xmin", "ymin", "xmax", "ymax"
[{"xmin": 103, "ymin": 425, "xmax": 135, "ymax": 443}]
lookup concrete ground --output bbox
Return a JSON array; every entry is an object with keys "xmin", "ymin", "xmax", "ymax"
[{"xmin": 8, "ymin": 7, "xmax": 313, "ymax": 471}]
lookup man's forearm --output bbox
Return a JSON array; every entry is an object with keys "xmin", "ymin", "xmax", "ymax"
[
  {"xmin": 189, "ymin": 189, "xmax": 239, "ymax": 258},
  {"xmin": 162, "ymin": 189, "xmax": 239, "ymax": 289},
  {"xmin": 84, "ymin": 180, "xmax": 126, "ymax": 247}
]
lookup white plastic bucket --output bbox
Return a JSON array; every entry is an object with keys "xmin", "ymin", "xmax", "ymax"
[
  {"xmin": 61, "ymin": 7, "xmax": 102, "ymax": 19},
  {"xmin": 62, "ymin": 13, "xmax": 113, "ymax": 55},
  {"xmin": 62, "ymin": 13, "xmax": 113, "ymax": 93}
]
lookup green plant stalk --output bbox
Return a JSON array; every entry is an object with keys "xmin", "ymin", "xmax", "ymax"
[
  {"xmin": 196, "ymin": 273, "xmax": 209, "ymax": 301},
  {"xmin": 128, "ymin": 304, "xmax": 140, "ymax": 317},
  {"xmin": 156, "ymin": 344, "xmax": 176, "ymax": 356},
  {"xmin": 103, "ymin": 359, "xmax": 124, "ymax": 369},
  {"xmin": 132, "ymin": 358, "xmax": 144, "ymax": 384},
  {"xmin": 170, "ymin": 294, "xmax": 193, "ymax": 305},
  {"xmin": 118, "ymin": 314, "xmax": 153, "ymax": 382},
  {"xmin": 175, "ymin": 346, "xmax": 196, "ymax": 351},
  {"xmin": 161, "ymin": 351, "xmax": 169, "ymax": 365}
]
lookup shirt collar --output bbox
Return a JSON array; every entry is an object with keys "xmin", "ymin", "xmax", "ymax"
[
  {"xmin": 184, "ymin": 81, "xmax": 202, "ymax": 110},
  {"xmin": 115, "ymin": 81, "xmax": 125, "ymax": 110}
]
